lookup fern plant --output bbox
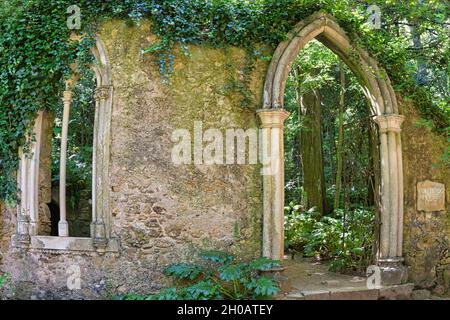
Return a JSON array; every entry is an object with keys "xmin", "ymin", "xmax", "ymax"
[{"xmin": 122, "ymin": 251, "xmax": 281, "ymax": 300}]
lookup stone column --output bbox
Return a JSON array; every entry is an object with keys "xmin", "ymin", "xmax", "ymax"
[
  {"xmin": 374, "ymin": 114, "xmax": 407, "ymax": 285},
  {"xmin": 257, "ymin": 108, "xmax": 289, "ymax": 261},
  {"xmin": 15, "ymin": 112, "xmax": 44, "ymax": 243},
  {"xmin": 92, "ymin": 85, "xmax": 111, "ymax": 251},
  {"xmin": 58, "ymin": 90, "xmax": 72, "ymax": 237},
  {"xmin": 16, "ymin": 148, "xmax": 31, "ymax": 245},
  {"xmin": 28, "ymin": 111, "xmax": 44, "ymax": 236},
  {"xmin": 91, "ymin": 90, "xmax": 100, "ymax": 238}
]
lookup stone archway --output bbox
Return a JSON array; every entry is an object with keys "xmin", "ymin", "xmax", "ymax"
[{"xmin": 257, "ymin": 12, "xmax": 407, "ymax": 285}]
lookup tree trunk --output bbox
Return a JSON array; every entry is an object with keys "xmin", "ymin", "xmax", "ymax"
[
  {"xmin": 412, "ymin": 27, "xmax": 428, "ymax": 85},
  {"xmin": 299, "ymin": 88, "xmax": 329, "ymax": 216},
  {"xmin": 334, "ymin": 61, "xmax": 346, "ymax": 211},
  {"xmin": 411, "ymin": 1, "xmax": 427, "ymax": 86}
]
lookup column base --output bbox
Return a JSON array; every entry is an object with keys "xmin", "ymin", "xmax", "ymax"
[
  {"xmin": 90, "ymin": 222, "xmax": 95, "ymax": 238},
  {"xmin": 28, "ymin": 222, "xmax": 38, "ymax": 236},
  {"xmin": 93, "ymin": 222, "xmax": 108, "ymax": 253},
  {"xmin": 93, "ymin": 237, "xmax": 108, "ymax": 253},
  {"xmin": 13, "ymin": 233, "xmax": 31, "ymax": 247},
  {"xmin": 58, "ymin": 221, "xmax": 69, "ymax": 237},
  {"xmin": 378, "ymin": 258, "xmax": 408, "ymax": 286}
]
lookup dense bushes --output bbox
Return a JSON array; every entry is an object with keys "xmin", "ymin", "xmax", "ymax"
[{"xmin": 284, "ymin": 202, "xmax": 375, "ymax": 274}]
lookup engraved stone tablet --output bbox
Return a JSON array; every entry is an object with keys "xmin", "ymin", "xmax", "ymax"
[{"xmin": 417, "ymin": 180, "xmax": 446, "ymax": 212}]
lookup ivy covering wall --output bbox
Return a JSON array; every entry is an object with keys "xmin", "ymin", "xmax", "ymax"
[{"xmin": 0, "ymin": 0, "xmax": 448, "ymax": 203}]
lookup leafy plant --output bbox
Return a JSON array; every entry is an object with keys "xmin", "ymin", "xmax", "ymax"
[
  {"xmin": 285, "ymin": 203, "xmax": 375, "ymax": 274},
  {"xmin": 122, "ymin": 251, "xmax": 281, "ymax": 300},
  {"xmin": 0, "ymin": 273, "xmax": 10, "ymax": 291}
]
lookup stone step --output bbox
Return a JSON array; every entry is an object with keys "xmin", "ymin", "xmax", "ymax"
[{"xmin": 279, "ymin": 283, "xmax": 414, "ymax": 300}]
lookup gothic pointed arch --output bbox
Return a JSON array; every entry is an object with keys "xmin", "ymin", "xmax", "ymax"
[{"xmin": 258, "ymin": 12, "xmax": 407, "ymax": 285}]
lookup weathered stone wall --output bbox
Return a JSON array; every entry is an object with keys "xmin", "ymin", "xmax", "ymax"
[
  {"xmin": 37, "ymin": 111, "xmax": 53, "ymax": 236},
  {"xmin": 0, "ymin": 20, "xmax": 265, "ymax": 299},
  {"xmin": 401, "ymin": 99, "xmax": 449, "ymax": 296}
]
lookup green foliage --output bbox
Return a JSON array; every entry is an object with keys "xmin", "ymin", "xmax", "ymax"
[
  {"xmin": 0, "ymin": 272, "xmax": 10, "ymax": 290},
  {"xmin": 0, "ymin": 0, "xmax": 448, "ymax": 202},
  {"xmin": 163, "ymin": 263, "xmax": 205, "ymax": 280},
  {"xmin": 121, "ymin": 251, "xmax": 281, "ymax": 300},
  {"xmin": 285, "ymin": 202, "xmax": 375, "ymax": 273},
  {"xmin": 199, "ymin": 250, "xmax": 234, "ymax": 264},
  {"xmin": 244, "ymin": 276, "xmax": 279, "ymax": 297},
  {"xmin": 284, "ymin": 40, "xmax": 374, "ymax": 207},
  {"xmin": 284, "ymin": 204, "xmax": 319, "ymax": 252}
]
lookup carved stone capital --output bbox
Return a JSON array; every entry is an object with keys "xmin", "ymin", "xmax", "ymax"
[
  {"xmin": 374, "ymin": 114, "xmax": 405, "ymax": 134},
  {"xmin": 94, "ymin": 86, "xmax": 111, "ymax": 101},
  {"xmin": 62, "ymin": 90, "xmax": 73, "ymax": 104},
  {"xmin": 256, "ymin": 108, "xmax": 290, "ymax": 128}
]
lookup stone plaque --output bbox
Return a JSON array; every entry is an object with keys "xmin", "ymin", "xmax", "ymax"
[{"xmin": 417, "ymin": 180, "xmax": 446, "ymax": 212}]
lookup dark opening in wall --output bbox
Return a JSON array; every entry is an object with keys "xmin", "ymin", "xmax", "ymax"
[{"xmin": 48, "ymin": 200, "xmax": 60, "ymax": 236}]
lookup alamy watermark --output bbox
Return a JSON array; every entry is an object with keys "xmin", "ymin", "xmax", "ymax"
[
  {"xmin": 366, "ymin": 265, "xmax": 382, "ymax": 289},
  {"xmin": 171, "ymin": 122, "xmax": 281, "ymax": 176},
  {"xmin": 366, "ymin": 5, "xmax": 382, "ymax": 30},
  {"xmin": 66, "ymin": 5, "xmax": 81, "ymax": 30},
  {"xmin": 66, "ymin": 264, "xmax": 81, "ymax": 290}
]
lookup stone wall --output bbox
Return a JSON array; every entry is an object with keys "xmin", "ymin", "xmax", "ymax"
[
  {"xmin": 37, "ymin": 111, "xmax": 53, "ymax": 236},
  {"xmin": 401, "ymin": 99, "xmax": 449, "ymax": 296},
  {"xmin": 0, "ymin": 20, "xmax": 265, "ymax": 299}
]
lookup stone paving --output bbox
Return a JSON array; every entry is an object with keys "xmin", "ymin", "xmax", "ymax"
[{"xmin": 278, "ymin": 257, "xmax": 415, "ymax": 300}]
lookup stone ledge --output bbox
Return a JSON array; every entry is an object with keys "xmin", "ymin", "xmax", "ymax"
[
  {"xmin": 12, "ymin": 235, "xmax": 121, "ymax": 253},
  {"xmin": 282, "ymin": 284, "xmax": 415, "ymax": 300}
]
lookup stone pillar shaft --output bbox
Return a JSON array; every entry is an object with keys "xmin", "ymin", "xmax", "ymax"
[
  {"xmin": 257, "ymin": 108, "xmax": 289, "ymax": 261},
  {"xmin": 92, "ymin": 85, "xmax": 111, "ymax": 251},
  {"xmin": 379, "ymin": 130, "xmax": 390, "ymax": 258},
  {"xmin": 16, "ymin": 112, "xmax": 45, "ymax": 242},
  {"xmin": 91, "ymin": 95, "xmax": 100, "ymax": 237},
  {"xmin": 387, "ymin": 130, "xmax": 399, "ymax": 257},
  {"xmin": 28, "ymin": 111, "xmax": 44, "ymax": 236},
  {"xmin": 58, "ymin": 90, "xmax": 72, "ymax": 237},
  {"xmin": 374, "ymin": 114, "xmax": 407, "ymax": 285},
  {"xmin": 16, "ymin": 148, "xmax": 31, "ymax": 244}
]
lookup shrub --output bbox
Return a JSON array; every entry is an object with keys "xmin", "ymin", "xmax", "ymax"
[
  {"xmin": 122, "ymin": 251, "xmax": 281, "ymax": 300},
  {"xmin": 0, "ymin": 273, "xmax": 10, "ymax": 292},
  {"xmin": 284, "ymin": 203, "xmax": 375, "ymax": 274}
]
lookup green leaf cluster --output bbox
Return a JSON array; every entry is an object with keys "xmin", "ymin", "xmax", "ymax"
[
  {"xmin": 121, "ymin": 250, "xmax": 281, "ymax": 300},
  {"xmin": 285, "ymin": 203, "xmax": 375, "ymax": 273}
]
